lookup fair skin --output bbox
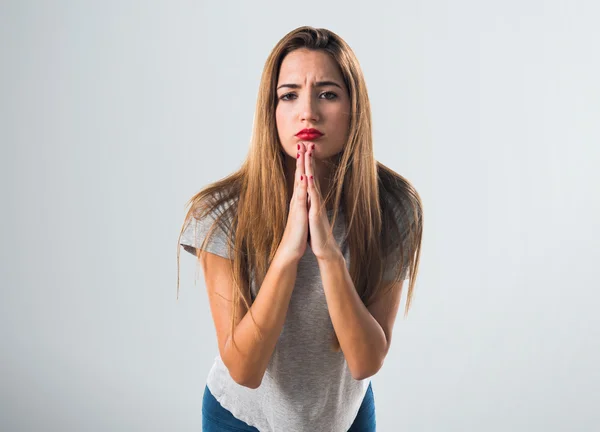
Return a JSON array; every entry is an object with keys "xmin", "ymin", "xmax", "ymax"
[{"xmin": 275, "ymin": 48, "xmax": 350, "ymax": 209}]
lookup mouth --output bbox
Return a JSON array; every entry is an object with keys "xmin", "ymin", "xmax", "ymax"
[
  {"xmin": 296, "ymin": 133, "xmax": 323, "ymax": 140},
  {"xmin": 296, "ymin": 128, "xmax": 324, "ymax": 140}
]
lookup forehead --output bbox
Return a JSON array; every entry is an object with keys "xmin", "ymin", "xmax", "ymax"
[{"xmin": 277, "ymin": 48, "xmax": 343, "ymax": 83}]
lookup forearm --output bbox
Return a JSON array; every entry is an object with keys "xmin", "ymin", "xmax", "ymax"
[
  {"xmin": 317, "ymin": 253, "xmax": 387, "ymax": 380},
  {"xmin": 223, "ymin": 250, "xmax": 298, "ymax": 388}
]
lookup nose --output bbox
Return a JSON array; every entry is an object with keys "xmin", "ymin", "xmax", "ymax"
[{"xmin": 299, "ymin": 93, "xmax": 319, "ymax": 123}]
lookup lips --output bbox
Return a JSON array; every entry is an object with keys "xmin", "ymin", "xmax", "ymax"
[
  {"xmin": 296, "ymin": 128, "xmax": 323, "ymax": 140},
  {"xmin": 296, "ymin": 133, "xmax": 322, "ymax": 140}
]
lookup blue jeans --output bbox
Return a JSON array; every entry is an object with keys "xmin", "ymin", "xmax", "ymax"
[{"xmin": 202, "ymin": 382, "xmax": 376, "ymax": 431}]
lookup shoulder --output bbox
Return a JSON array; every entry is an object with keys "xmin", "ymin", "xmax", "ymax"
[
  {"xmin": 377, "ymin": 163, "xmax": 422, "ymax": 226},
  {"xmin": 180, "ymin": 190, "xmax": 239, "ymax": 258},
  {"xmin": 191, "ymin": 189, "xmax": 237, "ymax": 218}
]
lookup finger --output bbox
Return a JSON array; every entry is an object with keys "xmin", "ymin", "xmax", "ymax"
[
  {"xmin": 297, "ymin": 172, "xmax": 308, "ymax": 208},
  {"xmin": 296, "ymin": 144, "xmax": 308, "ymax": 206},
  {"xmin": 304, "ymin": 142, "xmax": 313, "ymax": 197},
  {"xmin": 305, "ymin": 142, "xmax": 315, "ymax": 189},
  {"xmin": 313, "ymin": 144, "xmax": 324, "ymax": 194},
  {"xmin": 300, "ymin": 142, "xmax": 306, "ymax": 177},
  {"xmin": 307, "ymin": 144, "xmax": 320, "ymax": 191},
  {"xmin": 296, "ymin": 143, "xmax": 305, "ymax": 184},
  {"xmin": 307, "ymin": 167, "xmax": 317, "ymax": 212}
]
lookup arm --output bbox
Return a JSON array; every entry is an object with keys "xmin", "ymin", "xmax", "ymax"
[
  {"xmin": 201, "ymin": 248, "xmax": 299, "ymax": 389},
  {"xmin": 317, "ymin": 252, "xmax": 403, "ymax": 380}
]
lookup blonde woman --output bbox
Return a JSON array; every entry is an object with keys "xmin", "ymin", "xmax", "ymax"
[{"xmin": 177, "ymin": 26, "xmax": 423, "ymax": 432}]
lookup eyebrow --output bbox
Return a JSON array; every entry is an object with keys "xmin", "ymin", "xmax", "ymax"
[{"xmin": 276, "ymin": 80, "xmax": 343, "ymax": 91}]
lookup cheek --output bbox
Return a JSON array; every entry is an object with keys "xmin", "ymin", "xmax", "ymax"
[
  {"xmin": 275, "ymin": 110, "xmax": 292, "ymax": 146},
  {"xmin": 275, "ymin": 108, "xmax": 288, "ymax": 130},
  {"xmin": 329, "ymin": 111, "xmax": 351, "ymax": 145},
  {"xmin": 330, "ymin": 111, "xmax": 350, "ymax": 131}
]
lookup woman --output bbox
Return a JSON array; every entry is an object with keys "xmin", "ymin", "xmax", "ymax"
[{"xmin": 177, "ymin": 26, "xmax": 423, "ymax": 432}]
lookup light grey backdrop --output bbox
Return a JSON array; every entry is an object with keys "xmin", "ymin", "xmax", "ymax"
[{"xmin": 2, "ymin": 1, "xmax": 598, "ymax": 431}]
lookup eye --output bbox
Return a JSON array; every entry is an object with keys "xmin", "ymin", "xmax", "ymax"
[
  {"xmin": 320, "ymin": 91, "xmax": 338, "ymax": 100},
  {"xmin": 279, "ymin": 91, "xmax": 338, "ymax": 101},
  {"xmin": 280, "ymin": 92, "xmax": 297, "ymax": 101}
]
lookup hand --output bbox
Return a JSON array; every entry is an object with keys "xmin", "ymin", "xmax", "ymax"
[
  {"xmin": 277, "ymin": 142, "xmax": 310, "ymax": 264},
  {"xmin": 303, "ymin": 142, "xmax": 343, "ymax": 262}
]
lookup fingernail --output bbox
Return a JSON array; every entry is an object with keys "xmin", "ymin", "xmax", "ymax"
[
  {"xmin": 309, "ymin": 152, "xmax": 312, "ymax": 157},
  {"xmin": 310, "ymin": 175, "xmax": 313, "ymax": 180},
  {"xmin": 312, "ymin": 144, "xmax": 315, "ymax": 150},
  {"xmin": 301, "ymin": 175, "xmax": 303, "ymax": 181},
  {"xmin": 297, "ymin": 144, "xmax": 300, "ymax": 150},
  {"xmin": 297, "ymin": 153, "xmax": 300, "ymax": 158}
]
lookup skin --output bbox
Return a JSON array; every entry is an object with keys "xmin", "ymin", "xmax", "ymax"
[{"xmin": 275, "ymin": 48, "xmax": 351, "ymax": 210}]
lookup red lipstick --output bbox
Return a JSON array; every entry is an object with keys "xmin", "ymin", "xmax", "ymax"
[{"xmin": 295, "ymin": 128, "xmax": 324, "ymax": 140}]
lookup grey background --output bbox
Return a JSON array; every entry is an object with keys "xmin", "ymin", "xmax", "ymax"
[{"xmin": 1, "ymin": 1, "xmax": 598, "ymax": 431}]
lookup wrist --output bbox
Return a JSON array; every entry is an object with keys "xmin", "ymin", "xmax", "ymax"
[
  {"xmin": 273, "ymin": 248, "xmax": 302, "ymax": 268},
  {"xmin": 315, "ymin": 249, "xmax": 345, "ymax": 265}
]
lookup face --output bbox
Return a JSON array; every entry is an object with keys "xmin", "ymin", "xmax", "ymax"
[{"xmin": 275, "ymin": 48, "xmax": 351, "ymax": 161}]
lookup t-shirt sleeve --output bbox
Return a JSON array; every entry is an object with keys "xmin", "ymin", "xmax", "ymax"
[
  {"xmin": 382, "ymin": 240, "xmax": 410, "ymax": 281},
  {"xmin": 179, "ymin": 206, "xmax": 232, "ymax": 260}
]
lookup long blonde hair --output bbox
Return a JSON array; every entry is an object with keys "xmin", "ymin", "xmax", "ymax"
[{"xmin": 176, "ymin": 26, "xmax": 423, "ymax": 352}]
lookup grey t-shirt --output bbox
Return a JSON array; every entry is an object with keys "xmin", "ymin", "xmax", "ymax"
[{"xmin": 180, "ymin": 200, "xmax": 407, "ymax": 431}]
